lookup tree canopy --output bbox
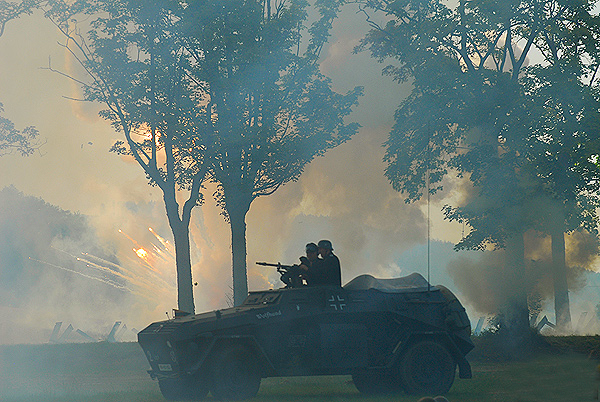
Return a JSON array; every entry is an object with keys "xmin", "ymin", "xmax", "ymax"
[
  {"xmin": 357, "ymin": 0, "xmax": 600, "ymax": 333},
  {"xmin": 358, "ymin": 0, "xmax": 600, "ymax": 211},
  {"xmin": 1, "ymin": 0, "xmax": 362, "ymax": 308},
  {"xmin": 182, "ymin": 0, "xmax": 362, "ymax": 305},
  {"xmin": 0, "ymin": 103, "xmax": 41, "ymax": 156}
]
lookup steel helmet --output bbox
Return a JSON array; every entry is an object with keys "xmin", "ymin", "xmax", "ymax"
[
  {"xmin": 317, "ymin": 240, "xmax": 333, "ymax": 250},
  {"xmin": 305, "ymin": 243, "xmax": 318, "ymax": 253}
]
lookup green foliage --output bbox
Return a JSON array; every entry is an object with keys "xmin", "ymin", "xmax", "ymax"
[
  {"xmin": 0, "ymin": 102, "xmax": 40, "ymax": 156},
  {"xmin": 0, "ymin": 0, "xmax": 41, "ymax": 37},
  {"xmin": 519, "ymin": 61, "xmax": 600, "ymax": 235},
  {"xmin": 0, "ymin": 3, "xmax": 43, "ymax": 157},
  {"xmin": 30, "ymin": 0, "xmax": 362, "ymax": 218},
  {"xmin": 0, "ymin": 0, "xmax": 362, "ymax": 306},
  {"xmin": 0, "ymin": 0, "xmax": 211, "ymax": 313},
  {"xmin": 175, "ymin": 0, "xmax": 362, "ymax": 216},
  {"xmin": 168, "ymin": 0, "xmax": 362, "ymax": 304},
  {"xmin": 359, "ymin": 0, "xmax": 600, "ymax": 250},
  {"xmin": 28, "ymin": 0, "xmax": 213, "ymax": 200}
]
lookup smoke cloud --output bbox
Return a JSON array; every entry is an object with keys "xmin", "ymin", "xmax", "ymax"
[
  {"xmin": 0, "ymin": 187, "xmax": 138, "ymax": 343},
  {"xmin": 1, "ymin": 5, "xmax": 597, "ymax": 344},
  {"xmin": 0, "ymin": 8, "xmax": 454, "ymax": 341},
  {"xmin": 446, "ymin": 229, "xmax": 600, "ymax": 329}
]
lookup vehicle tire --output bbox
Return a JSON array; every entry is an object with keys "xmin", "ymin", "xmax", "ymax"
[
  {"xmin": 352, "ymin": 369, "xmax": 401, "ymax": 395},
  {"xmin": 209, "ymin": 344, "xmax": 261, "ymax": 401},
  {"xmin": 158, "ymin": 375, "xmax": 209, "ymax": 401},
  {"xmin": 399, "ymin": 340, "xmax": 456, "ymax": 395}
]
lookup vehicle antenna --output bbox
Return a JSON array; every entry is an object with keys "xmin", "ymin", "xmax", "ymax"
[{"xmin": 427, "ymin": 129, "xmax": 431, "ymax": 292}]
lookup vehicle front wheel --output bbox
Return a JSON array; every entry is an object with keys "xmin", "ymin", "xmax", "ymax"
[
  {"xmin": 209, "ymin": 344, "xmax": 261, "ymax": 401},
  {"xmin": 158, "ymin": 375, "xmax": 209, "ymax": 401},
  {"xmin": 399, "ymin": 340, "xmax": 456, "ymax": 395}
]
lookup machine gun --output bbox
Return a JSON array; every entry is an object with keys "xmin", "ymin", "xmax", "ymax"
[{"xmin": 256, "ymin": 261, "xmax": 305, "ymax": 288}]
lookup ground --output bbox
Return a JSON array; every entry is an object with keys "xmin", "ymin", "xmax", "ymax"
[{"xmin": 0, "ymin": 337, "xmax": 598, "ymax": 402}]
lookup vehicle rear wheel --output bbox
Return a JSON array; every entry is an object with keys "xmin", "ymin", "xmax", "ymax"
[
  {"xmin": 399, "ymin": 340, "xmax": 456, "ymax": 395},
  {"xmin": 352, "ymin": 369, "xmax": 401, "ymax": 395},
  {"xmin": 158, "ymin": 375, "xmax": 209, "ymax": 401},
  {"xmin": 209, "ymin": 344, "xmax": 261, "ymax": 401}
]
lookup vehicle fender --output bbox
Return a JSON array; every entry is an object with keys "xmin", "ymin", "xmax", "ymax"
[
  {"xmin": 392, "ymin": 332, "xmax": 472, "ymax": 379},
  {"xmin": 436, "ymin": 285, "xmax": 472, "ymax": 337}
]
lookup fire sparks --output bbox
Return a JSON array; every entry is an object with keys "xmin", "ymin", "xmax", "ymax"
[
  {"xmin": 135, "ymin": 248, "xmax": 148, "ymax": 260},
  {"xmin": 33, "ymin": 226, "xmax": 179, "ymax": 306}
]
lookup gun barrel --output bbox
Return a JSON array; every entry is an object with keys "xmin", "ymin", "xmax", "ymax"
[
  {"xmin": 256, "ymin": 262, "xmax": 293, "ymax": 268},
  {"xmin": 256, "ymin": 262, "xmax": 279, "ymax": 267}
]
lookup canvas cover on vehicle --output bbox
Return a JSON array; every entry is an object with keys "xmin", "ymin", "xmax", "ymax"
[{"xmin": 343, "ymin": 272, "xmax": 431, "ymax": 292}]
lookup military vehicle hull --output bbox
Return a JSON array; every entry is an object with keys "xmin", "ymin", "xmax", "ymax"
[{"xmin": 138, "ymin": 273, "xmax": 474, "ymax": 400}]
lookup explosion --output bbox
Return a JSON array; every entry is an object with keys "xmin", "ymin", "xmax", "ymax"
[{"xmin": 134, "ymin": 248, "xmax": 148, "ymax": 260}]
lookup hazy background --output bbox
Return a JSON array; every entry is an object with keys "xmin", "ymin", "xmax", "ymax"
[{"xmin": 0, "ymin": 6, "xmax": 598, "ymax": 344}]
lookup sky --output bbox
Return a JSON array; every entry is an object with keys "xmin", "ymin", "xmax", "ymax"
[{"xmin": 0, "ymin": 5, "xmax": 598, "ymax": 343}]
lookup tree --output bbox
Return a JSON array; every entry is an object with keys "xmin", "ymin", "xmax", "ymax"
[
  {"xmin": 519, "ymin": 61, "xmax": 600, "ymax": 329},
  {"xmin": 0, "ymin": 0, "xmax": 39, "ymax": 37},
  {"xmin": 3, "ymin": 0, "xmax": 361, "ymax": 310},
  {"xmin": 357, "ymin": 0, "xmax": 600, "ymax": 336},
  {"xmin": 444, "ymin": 61, "xmax": 600, "ymax": 331},
  {"xmin": 11, "ymin": 0, "xmax": 211, "ymax": 314},
  {"xmin": 0, "ymin": 4, "xmax": 42, "ymax": 157},
  {"xmin": 0, "ymin": 103, "xmax": 41, "ymax": 156},
  {"xmin": 183, "ymin": 0, "xmax": 362, "ymax": 305}
]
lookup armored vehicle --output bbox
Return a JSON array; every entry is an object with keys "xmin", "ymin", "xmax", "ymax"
[{"xmin": 138, "ymin": 272, "xmax": 473, "ymax": 400}]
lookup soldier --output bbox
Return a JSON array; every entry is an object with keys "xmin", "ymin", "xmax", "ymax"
[
  {"xmin": 313, "ymin": 239, "xmax": 341, "ymax": 287},
  {"xmin": 299, "ymin": 242, "xmax": 319, "ymax": 269},
  {"xmin": 297, "ymin": 242, "xmax": 319, "ymax": 285},
  {"xmin": 280, "ymin": 243, "xmax": 320, "ymax": 287},
  {"xmin": 298, "ymin": 239, "xmax": 341, "ymax": 286}
]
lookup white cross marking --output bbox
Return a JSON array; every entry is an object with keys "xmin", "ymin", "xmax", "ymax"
[{"xmin": 328, "ymin": 295, "xmax": 346, "ymax": 310}]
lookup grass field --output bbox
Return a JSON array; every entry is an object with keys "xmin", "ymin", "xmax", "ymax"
[{"xmin": 0, "ymin": 339, "xmax": 598, "ymax": 402}]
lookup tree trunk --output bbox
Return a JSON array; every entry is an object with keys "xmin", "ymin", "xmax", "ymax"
[
  {"xmin": 503, "ymin": 233, "xmax": 531, "ymax": 343},
  {"xmin": 164, "ymin": 199, "xmax": 195, "ymax": 314},
  {"xmin": 171, "ymin": 220, "xmax": 195, "ymax": 314},
  {"xmin": 551, "ymin": 228, "xmax": 571, "ymax": 331},
  {"xmin": 228, "ymin": 205, "xmax": 250, "ymax": 306}
]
